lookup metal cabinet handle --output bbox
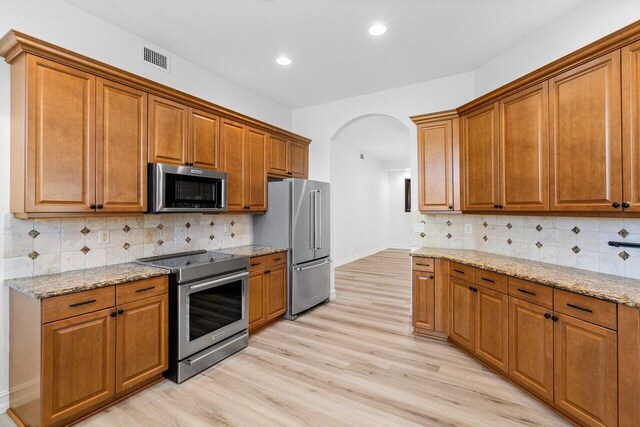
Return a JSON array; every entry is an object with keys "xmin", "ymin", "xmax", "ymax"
[
  {"xmin": 90, "ymin": 204, "xmax": 97, "ymax": 209},
  {"xmin": 453, "ymin": 269, "xmax": 465, "ymax": 275},
  {"xmin": 544, "ymin": 313, "xmax": 551, "ymax": 319},
  {"xmin": 622, "ymin": 202, "xmax": 631, "ymax": 209},
  {"xmin": 567, "ymin": 303, "xmax": 593, "ymax": 313},
  {"xmin": 274, "ymin": 257, "xmax": 282, "ymax": 261},
  {"xmin": 448, "ymin": 205, "xmax": 453, "ymax": 210},
  {"xmin": 517, "ymin": 288, "xmax": 536, "ymax": 296},
  {"xmin": 110, "ymin": 311, "xmax": 117, "ymax": 317},
  {"xmin": 69, "ymin": 299, "xmax": 96, "ymax": 308},
  {"xmin": 117, "ymin": 309, "xmax": 124, "ymax": 315},
  {"xmin": 416, "ymin": 263, "xmax": 431, "ymax": 267},
  {"xmin": 251, "ymin": 262, "xmax": 261, "ymax": 267},
  {"xmin": 551, "ymin": 315, "xmax": 559, "ymax": 322},
  {"xmin": 136, "ymin": 286, "xmax": 156, "ymax": 293},
  {"xmin": 480, "ymin": 277, "xmax": 495, "ymax": 283}
]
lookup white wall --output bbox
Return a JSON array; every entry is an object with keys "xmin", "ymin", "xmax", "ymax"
[
  {"xmin": 0, "ymin": 0, "xmax": 294, "ymax": 412},
  {"xmin": 331, "ymin": 147, "xmax": 389, "ymax": 266},
  {"xmin": 387, "ymin": 171, "xmax": 412, "ymax": 249},
  {"xmin": 475, "ymin": 0, "xmax": 640, "ymax": 97}
]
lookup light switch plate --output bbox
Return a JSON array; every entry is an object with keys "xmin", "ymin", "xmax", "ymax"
[
  {"xmin": 464, "ymin": 224, "xmax": 473, "ymax": 235},
  {"xmin": 99, "ymin": 230, "xmax": 110, "ymax": 244},
  {"xmin": 413, "ymin": 223, "xmax": 425, "ymax": 233}
]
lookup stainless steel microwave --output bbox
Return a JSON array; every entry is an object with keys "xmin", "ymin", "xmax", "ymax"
[{"xmin": 148, "ymin": 163, "xmax": 227, "ymax": 213}]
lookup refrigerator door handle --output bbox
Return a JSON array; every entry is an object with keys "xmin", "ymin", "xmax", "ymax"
[
  {"xmin": 316, "ymin": 190, "xmax": 322, "ymax": 250},
  {"xmin": 309, "ymin": 191, "xmax": 316, "ymax": 250}
]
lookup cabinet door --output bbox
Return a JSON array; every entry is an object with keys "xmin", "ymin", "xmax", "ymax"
[
  {"xmin": 549, "ymin": 52, "xmax": 622, "ymax": 212},
  {"xmin": 26, "ymin": 55, "xmax": 96, "ymax": 213},
  {"xmin": 115, "ymin": 294, "xmax": 168, "ymax": 394},
  {"xmin": 148, "ymin": 95, "xmax": 189, "ymax": 166},
  {"xmin": 245, "ymin": 127, "xmax": 267, "ymax": 211},
  {"xmin": 189, "ymin": 108, "xmax": 220, "ymax": 170},
  {"xmin": 220, "ymin": 119, "xmax": 246, "ymax": 211},
  {"xmin": 418, "ymin": 120, "xmax": 454, "ymax": 211},
  {"xmin": 96, "ymin": 78, "xmax": 147, "ymax": 213},
  {"xmin": 42, "ymin": 308, "xmax": 116, "ymax": 426},
  {"xmin": 462, "ymin": 103, "xmax": 500, "ymax": 211},
  {"xmin": 290, "ymin": 141, "xmax": 309, "ymax": 178},
  {"xmin": 266, "ymin": 265, "xmax": 287, "ymax": 320},
  {"xmin": 554, "ymin": 313, "xmax": 618, "ymax": 427},
  {"xmin": 500, "ymin": 83, "xmax": 549, "ymax": 211},
  {"xmin": 267, "ymin": 135, "xmax": 289, "ymax": 177},
  {"xmin": 509, "ymin": 297, "xmax": 554, "ymax": 402},
  {"xmin": 248, "ymin": 270, "xmax": 267, "ymax": 333},
  {"xmin": 412, "ymin": 270, "xmax": 435, "ymax": 330},
  {"xmin": 623, "ymin": 40, "xmax": 640, "ymax": 212},
  {"xmin": 474, "ymin": 285, "xmax": 509, "ymax": 373},
  {"xmin": 449, "ymin": 277, "xmax": 475, "ymax": 352}
]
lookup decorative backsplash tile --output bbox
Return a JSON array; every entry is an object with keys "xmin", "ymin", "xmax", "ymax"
[
  {"xmin": 411, "ymin": 212, "xmax": 640, "ymax": 279},
  {"xmin": 2, "ymin": 213, "xmax": 253, "ymax": 280}
]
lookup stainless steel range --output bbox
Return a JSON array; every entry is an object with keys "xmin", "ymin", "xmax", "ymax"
[{"xmin": 137, "ymin": 250, "xmax": 249, "ymax": 383}]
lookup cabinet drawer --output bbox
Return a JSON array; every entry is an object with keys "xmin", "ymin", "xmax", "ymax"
[
  {"xmin": 475, "ymin": 269, "xmax": 508, "ymax": 294},
  {"xmin": 554, "ymin": 289, "xmax": 617, "ymax": 330},
  {"xmin": 413, "ymin": 257, "xmax": 435, "ymax": 272},
  {"xmin": 42, "ymin": 287, "xmax": 116, "ymax": 324},
  {"xmin": 249, "ymin": 255, "xmax": 268, "ymax": 271},
  {"xmin": 508, "ymin": 278, "xmax": 553, "ymax": 309},
  {"xmin": 267, "ymin": 252, "xmax": 287, "ymax": 267},
  {"xmin": 449, "ymin": 262, "xmax": 475, "ymax": 282},
  {"xmin": 116, "ymin": 276, "xmax": 168, "ymax": 305}
]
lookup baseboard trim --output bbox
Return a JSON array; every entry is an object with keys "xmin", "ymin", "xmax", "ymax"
[
  {"xmin": 0, "ymin": 389, "xmax": 9, "ymax": 413},
  {"xmin": 387, "ymin": 244, "xmax": 412, "ymax": 250},
  {"xmin": 333, "ymin": 245, "xmax": 390, "ymax": 268},
  {"xmin": 330, "ymin": 290, "xmax": 337, "ymax": 301}
]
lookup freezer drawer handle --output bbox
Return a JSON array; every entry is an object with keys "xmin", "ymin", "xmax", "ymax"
[{"xmin": 295, "ymin": 259, "xmax": 332, "ymax": 272}]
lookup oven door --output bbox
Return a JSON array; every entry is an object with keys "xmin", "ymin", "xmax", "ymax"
[
  {"xmin": 177, "ymin": 271, "xmax": 248, "ymax": 360},
  {"xmin": 149, "ymin": 163, "xmax": 227, "ymax": 213}
]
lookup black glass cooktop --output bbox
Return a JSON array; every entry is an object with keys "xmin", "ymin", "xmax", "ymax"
[{"xmin": 137, "ymin": 250, "xmax": 237, "ymax": 269}]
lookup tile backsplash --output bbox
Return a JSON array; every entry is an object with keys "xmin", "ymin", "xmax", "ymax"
[
  {"xmin": 2, "ymin": 213, "xmax": 253, "ymax": 280},
  {"xmin": 411, "ymin": 212, "xmax": 640, "ymax": 280}
]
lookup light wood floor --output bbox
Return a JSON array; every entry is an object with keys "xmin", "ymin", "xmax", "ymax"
[{"xmin": 69, "ymin": 249, "xmax": 568, "ymax": 426}]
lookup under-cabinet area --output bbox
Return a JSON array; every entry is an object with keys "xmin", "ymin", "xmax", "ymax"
[{"xmin": 411, "ymin": 249, "xmax": 640, "ymax": 427}]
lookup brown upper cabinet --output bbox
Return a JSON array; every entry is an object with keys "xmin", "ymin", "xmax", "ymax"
[
  {"xmin": 411, "ymin": 111, "xmax": 460, "ymax": 212},
  {"xmin": 549, "ymin": 52, "xmax": 623, "ymax": 212},
  {"xmin": 623, "ymin": 40, "xmax": 640, "ymax": 212},
  {"xmin": 267, "ymin": 135, "xmax": 309, "ymax": 178},
  {"xmin": 149, "ymin": 95, "xmax": 220, "ymax": 170},
  {"xmin": 220, "ymin": 119, "xmax": 267, "ymax": 213},
  {"xmin": 499, "ymin": 83, "xmax": 549, "ymax": 211},
  {"xmin": 10, "ymin": 55, "xmax": 147, "ymax": 217},
  {"xmin": 461, "ymin": 103, "xmax": 500, "ymax": 211}
]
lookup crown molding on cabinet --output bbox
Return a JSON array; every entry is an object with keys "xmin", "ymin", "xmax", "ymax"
[
  {"xmin": 410, "ymin": 109, "xmax": 459, "ymax": 125},
  {"xmin": 0, "ymin": 29, "xmax": 311, "ymax": 145}
]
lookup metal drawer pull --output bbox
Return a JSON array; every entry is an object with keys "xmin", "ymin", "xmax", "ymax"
[
  {"xmin": 251, "ymin": 262, "xmax": 261, "ymax": 267},
  {"xmin": 69, "ymin": 299, "xmax": 97, "ymax": 308},
  {"xmin": 517, "ymin": 288, "xmax": 536, "ymax": 296},
  {"xmin": 567, "ymin": 303, "xmax": 593, "ymax": 313},
  {"xmin": 416, "ymin": 263, "xmax": 431, "ymax": 267},
  {"xmin": 419, "ymin": 275, "xmax": 434, "ymax": 280},
  {"xmin": 295, "ymin": 259, "xmax": 332, "ymax": 272},
  {"xmin": 135, "ymin": 286, "xmax": 156, "ymax": 293},
  {"xmin": 185, "ymin": 334, "xmax": 245, "ymax": 365},
  {"xmin": 480, "ymin": 277, "xmax": 495, "ymax": 283},
  {"xmin": 453, "ymin": 269, "xmax": 465, "ymax": 274},
  {"xmin": 273, "ymin": 257, "xmax": 282, "ymax": 261}
]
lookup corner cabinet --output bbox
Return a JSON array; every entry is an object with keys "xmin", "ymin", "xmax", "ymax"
[
  {"xmin": 411, "ymin": 111, "xmax": 460, "ymax": 212},
  {"xmin": 9, "ymin": 276, "xmax": 168, "ymax": 427},
  {"xmin": 267, "ymin": 135, "xmax": 309, "ymax": 179}
]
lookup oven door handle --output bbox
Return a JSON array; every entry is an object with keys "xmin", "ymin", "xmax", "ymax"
[{"xmin": 189, "ymin": 271, "xmax": 249, "ymax": 291}]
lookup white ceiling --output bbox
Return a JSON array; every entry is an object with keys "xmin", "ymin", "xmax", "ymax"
[
  {"xmin": 63, "ymin": 0, "xmax": 585, "ymax": 108},
  {"xmin": 334, "ymin": 115, "xmax": 410, "ymax": 161}
]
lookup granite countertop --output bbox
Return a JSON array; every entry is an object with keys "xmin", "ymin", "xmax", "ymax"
[
  {"xmin": 4, "ymin": 263, "xmax": 170, "ymax": 299},
  {"xmin": 411, "ymin": 247, "xmax": 640, "ymax": 308},
  {"xmin": 218, "ymin": 245, "xmax": 288, "ymax": 258}
]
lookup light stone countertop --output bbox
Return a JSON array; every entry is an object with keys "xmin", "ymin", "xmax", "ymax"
[
  {"xmin": 3, "ymin": 263, "xmax": 170, "ymax": 299},
  {"xmin": 411, "ymin": 247, "xmax": 640, "ymax": 308},
  {"xmin": 217, "ymin": 245, "xmax": 288, "ymax": 257}
]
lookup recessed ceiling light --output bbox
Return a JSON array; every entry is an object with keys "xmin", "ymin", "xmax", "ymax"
[
  {"xmin": 368, "ymin": 24, "xmax": 387, "ymax": 36},
  {"xmin": 276, "ymin": 56, "xmax": 292, "ymax": 65}
]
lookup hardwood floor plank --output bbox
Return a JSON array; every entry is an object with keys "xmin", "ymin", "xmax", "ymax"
[{"xmin": 78, "ymin": 249, "xmax": 568, "ymax": 426}]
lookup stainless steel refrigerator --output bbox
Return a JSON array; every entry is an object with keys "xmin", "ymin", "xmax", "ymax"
[{"xmin": 253, "ymin": 179, "xmax": 331, "ymax": 319}]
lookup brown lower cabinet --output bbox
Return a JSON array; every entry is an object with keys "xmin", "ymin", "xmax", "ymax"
[
  {"xmin": 412, "ymin": 258, "xmax": 635, "ymax": 426},
  {"xmin": 9, "ymin": 276, "xmax": 168, "ymax": 427},
  {"xmin": 248, "ymin": 251, "xmax": 288, "ymax": 333}
]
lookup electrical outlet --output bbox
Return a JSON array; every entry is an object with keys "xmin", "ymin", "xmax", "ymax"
[
  {"xmin": 464, "ymin": 223, "xmax": 473, "ymax": 235},
  {"xmin": 99, "ymin": 230, "xmax": 110, "ymax": 244},
  {"xmin": 413, "ymin": 223, "xmax": 425, "ymax": 233}
]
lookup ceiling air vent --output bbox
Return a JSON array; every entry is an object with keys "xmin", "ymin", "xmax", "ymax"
[{"xmin": 142, "ymin": 45, "xmax": 170, "ymax": 72}]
